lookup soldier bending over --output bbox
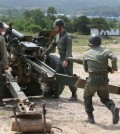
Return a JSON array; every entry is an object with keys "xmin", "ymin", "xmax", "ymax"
[{"xmin": 0, "ymin": 21, "xmax": 9, "ymax": 106}]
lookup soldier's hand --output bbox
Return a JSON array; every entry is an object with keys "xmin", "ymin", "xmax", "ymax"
[
  {"xmin": 4, "ymin": 65, "xmax": 9, "ymax": 70},
  {"xmin": 62, "ymin": 60, "xmax": 68, "ymax": 68},
  {"xmin": 40, "ymin": 52, "xmax": 45, "ymax": 58},
  {"xmin": 67, "ymin": 57, "xmax": 74, "ymax": 61},
  {"xmin": 108, "ymin": 66, "xmax": 114, "ymax": 74}
]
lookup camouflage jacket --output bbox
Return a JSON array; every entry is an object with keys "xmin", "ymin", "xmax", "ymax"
[
  {"xmin": 46, "ymin": 30, "xmax": 72, "ymax": 62},
  {"xmin": 0, "ymin": 35, "xmax": 8, "ymax": 65},
  {"xmin": 83, "ymin": 46, "xmax": 118, "ymax": 73}
]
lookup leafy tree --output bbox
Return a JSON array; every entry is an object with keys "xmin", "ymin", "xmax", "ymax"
[
  {"xmin": 12, "ymin": 19, "xmax": 31, "ymax": 32},
  {"xmin": 32, "ymin": 9, "xmax": 45, "ymax": 26},
  {"xmin": 0, "ymin": 7, "xmax": 116, "ymax": 34},
  {"xmin": 44, "ymin": 18, "xmax": 54, "ymax": 30},
  {"xmin": 0, "ymin": 15, "xmax": 10, "ymax": 22},
  {"xmin": 27, "ymin": 24, "xmax": 42, "ymax": 33},
  {"xmin": 116, "ymin": 21, "xmax": 120, "ymax": 29},
  {"xmin": 90, "ymin": 17, "xmax": 110, "ymax": 34},
  {"xmin": 73, "ymin": 16, "xmax": 90, "ymax": 34},
  {"xmin": 24, "ymin": 10, "xmax": 32, "ymax": 20},
  {"xmin": 23, "ymin": 9, "xmax": 46, "ymax": 29},
  {"xmin": 46, "ymin": 7, "xmax": 57, "ymax": 21},
  {"xmin": 107, "ymin": 19, "xmax": 118, "ymax": 28},
  {"xmin": 47, "ymin": 6, "xmax": 57, "ymax": 16}
]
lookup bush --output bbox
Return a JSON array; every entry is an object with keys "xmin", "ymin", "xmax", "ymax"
[{"xmin": 27, "ymin": 24, "xmax": 42, "ymax": 32}]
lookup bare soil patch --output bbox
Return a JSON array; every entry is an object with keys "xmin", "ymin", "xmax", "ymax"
[
  {"xmin": 1, "ymin": 64, "xmax": 120, "ymax": 134},
  {"xmin": 1, "ymin": 44, "xmax": 120, "ymax": 134}
]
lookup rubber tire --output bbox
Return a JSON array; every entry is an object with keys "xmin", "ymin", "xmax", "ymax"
[
  {"xmin": 43, "ymin": 54, "xmax": 65, "ymax": 97},
  {"xmin": 45, "ymin": 54, "xmax": 59, "ymax": 70}
]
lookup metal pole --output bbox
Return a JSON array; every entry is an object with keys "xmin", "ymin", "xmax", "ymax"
[
  {"xmin": 42, "ymin": 104, "xmax": 47, "ymax": 134},
  {"xmin": 12, "ymin": 106, "xmax": 20, "ymax": 134}
]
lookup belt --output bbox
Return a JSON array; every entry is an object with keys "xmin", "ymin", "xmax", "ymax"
[{"xmin": 89, "ymin": 72, "xmax": 108, "ymax": 77}]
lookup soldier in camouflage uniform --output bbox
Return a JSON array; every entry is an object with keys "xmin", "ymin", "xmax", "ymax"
[
  {"xmin": 0, "ymin": 21, "xmax": 9, "ymax": 106},
  {"xmin": 45, "ymin": 19, "xmax": 77, "ymax": 101},
  {"xmin": 83, "ymin": 34, "xmax": 119, "ymax": 124}
]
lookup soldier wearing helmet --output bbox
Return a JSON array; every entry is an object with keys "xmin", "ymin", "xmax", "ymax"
[
  {"xmin": 45, "ymin": 19, "xmax": 77, "ymax": 101},
  {"xmin": 53, "ymin": 19, "xmax": 65, "ymax": 27},
  {"xmin": 0, "ymin": 20, "xmax": 9, "ymax": 106},
  {"xmin": 83, "ymin": 34, "xmax": 119, "ymax": 124},
  {"xmin": 88, "ymin": 34, "xmax": 101, "ymax": 46}
]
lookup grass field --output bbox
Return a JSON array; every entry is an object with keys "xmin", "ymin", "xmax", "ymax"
[
  {"xmin": 1, "ymin": 33, "xmax": 120, "ymax": 134},
  {"xmin": 23, "ymin": 31, "xmax": 120, "ymax": 68},
  {"xmin": 72, "ymin": 34, "xmax": 120, "ymax": 68}
]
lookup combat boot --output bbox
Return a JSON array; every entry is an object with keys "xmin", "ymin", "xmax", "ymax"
[
  {"xmin": 52, "ymin": 94, "xmax": 59, "ymax": 99},
  {"xmin": 52, "ymin": 91, "xmax": 59, "ymax": 99},
  {"xmin": 111, "ymin": 107, "xmax": 119, "ymax": 124},
  {"xmin": 87, "ymin": 112, "xmax": 95, "ymax": 124},
  {"xmin": 0, "ymin": 98, "xmax": 4, "ymax": 107},
  {"xmin": 68, "ymin": 92, "xmax": 78, "ymax": 101}
]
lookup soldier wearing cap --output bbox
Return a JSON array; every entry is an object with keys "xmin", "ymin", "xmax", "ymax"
[
  {"xmin": 0, "ymin": 20, "xmax": 9, "ymax": 106},
  {"xmin": 83, "ymin": 34, "xmax": 119, "ymax": 124},
  {"xmin": 45, "ymin": 19, "xmax": 77, "ymax": 101}
]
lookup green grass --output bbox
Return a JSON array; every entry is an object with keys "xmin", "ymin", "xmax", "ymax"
[
  {"xmin": 72, "ymin": 33, "xmax": 89, "ymax": 46},
  {"xmin": 72, "ymin": 34, "xmax": 120, "ymax": 47},
  {"xmin": 21, "ymin": 31, "xmax": 120, "ymax": 68},
  {"xmin": 72, "ymin": 34, "xmax": 89, "ymax": 54},
  {"xmin": 72, "ymin": 34, "xmax": 120, "ymax": 68}
]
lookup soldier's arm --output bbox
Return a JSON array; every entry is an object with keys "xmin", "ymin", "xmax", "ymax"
[
  {"xmin": 83, "ymin": 57, "xmax": 88, "ymax": 72},
  {"xmin": 108, "ymin": 51, "xmax": 118, "ymax": 71},
  {"xmin": 65, "ymin": 35, "xmax": 72, "ymax": 60},
  {"xmin": 108, "ymin": 66, "xmax": 114, "ymax": 73},
  {"xmin": 0, "ymin": 37, "xmax": 8, "ymax": 66},
  {"xmin": 67, "ymin": 57, "xmax": 83, "ymax": 64},
  {"xmin": 45, "ymin": 39, "xmax": 57, "ymax": 55}
]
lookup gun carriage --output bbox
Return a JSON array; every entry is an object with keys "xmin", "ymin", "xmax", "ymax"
[
  {"xmin": 1, "ymin": 22, "xmax": 120, "ymax": 133},
  {"xmin": 2, "ymin": 23, "xmax": 64, "ymax": 133}
]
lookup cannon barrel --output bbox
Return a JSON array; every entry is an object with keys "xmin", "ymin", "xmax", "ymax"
[{"xmin": 3, "ymin": 22, "xmax": 24, "ymax": 39}]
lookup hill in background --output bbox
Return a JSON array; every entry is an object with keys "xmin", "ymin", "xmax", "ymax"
[{"xmin": 0, "ymin": 0, "xmax": 120, "ymax": 16}]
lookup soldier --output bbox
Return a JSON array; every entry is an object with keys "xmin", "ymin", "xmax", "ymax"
[
  {"xmin": 0, "ymin": 20, "xmax": 9, "ymax": 106},
  {"xmin": 83, "ymin": 34, "xmax": 119, "ymax": 124},
  {"xmin": 45, "ymin": 19, "xmax": 77, "ymax": 101}
]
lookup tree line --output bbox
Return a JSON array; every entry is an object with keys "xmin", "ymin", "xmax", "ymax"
[{"xmin": 0, "ymin": 7, "xmax": 120, "ymax": 34}]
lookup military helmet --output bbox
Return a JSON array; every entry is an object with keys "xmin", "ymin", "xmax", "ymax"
[
  {"xmin": 88, "ymin": 34, "xmax": 101, "ymax": 46},
  {"xmin": 0, "ymin": 20, "xmax": 4, "ymax": 28},
  {"xmin": 53, "ymin": 19, "xmax": 65, "ymax": 27}
]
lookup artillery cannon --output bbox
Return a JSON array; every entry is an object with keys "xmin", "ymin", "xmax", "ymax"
[
  {"xmin": 2, "ymin": 22, "xmax": 65, "ymax": 133},
  {"xmin": 2, "ymin": 22, "xmax": 86, "ymax": 133},
  {"xmin": 2, "ymin": 22, "xmax": 120, "ymax": 133},
  {"xmin": 3, "ymin": 22, "xmax": 64, "ymax": 98}
]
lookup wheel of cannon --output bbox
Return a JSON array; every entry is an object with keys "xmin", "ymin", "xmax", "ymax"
[{"xmin": 43, "ymin": 54, "xmax": 65, "ymax": 97}]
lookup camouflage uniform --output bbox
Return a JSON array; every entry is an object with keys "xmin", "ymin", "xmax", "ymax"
[
  {"xmin": 46, "ymin": 30, "xmax": 77, "ymax": 97},
  {"xmin": 83, "ymin": 45, "xmax": 119, "ymax": 123},
  {"xmin": 0, "ymin": 34, "xmax": 8, "ymax": 65},
  {"xmin": 0, "ymin": 34, "xmax": 8, "ymax": 97}
]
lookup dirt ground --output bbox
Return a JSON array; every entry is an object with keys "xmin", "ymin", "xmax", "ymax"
[
  {"xmin": 1, "ymin": 64, "xmax": 120, "ymax": 134},
  {"xmin": 1, "ymin": 43, "xmax": 120, "ymax": 134}
]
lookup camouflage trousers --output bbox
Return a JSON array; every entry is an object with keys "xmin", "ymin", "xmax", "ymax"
[
  {"xmin": 84, "ymin": 76, "xmax": 115, "ymax": 113},
  {"xmin": 55, "ymin": 61, "xmax": 77, "ymax": 93},
  {"xmin": 0, "ymin": 64, "xmax": 5, "ymax": 98}
]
